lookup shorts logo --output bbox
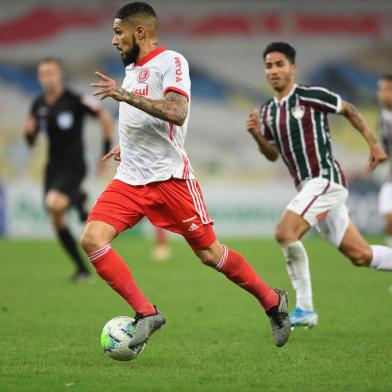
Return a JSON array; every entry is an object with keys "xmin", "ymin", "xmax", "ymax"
[
  {"xmin": 187, "ymin": 223, "xmax": 199, "ymax": 232},
  {"xmin": 291, "ymin": 105, "xmax": 305, "ymax": 120},
  {"xmin": 137, "ymin": 68, "xmax": 150, "ymax": 82},
  {"xmin": 57, "ymin": 111, "xmax": 74, "ymax": 130}
]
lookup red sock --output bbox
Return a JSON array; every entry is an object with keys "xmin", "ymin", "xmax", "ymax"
[
  {"xmin": 216, "ymin": 246, "xmax": 279, "ymax": 311},
  {"xmin": 87, "ymin": 245, "xmax": 156, "ymax": 316}
]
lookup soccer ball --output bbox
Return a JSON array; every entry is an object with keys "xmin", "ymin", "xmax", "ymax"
[{"xmin": 100, "ymin": 316, "xmax": 145, "ymax": 361}]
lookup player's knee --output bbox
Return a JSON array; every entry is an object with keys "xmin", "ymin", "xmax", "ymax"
[
  {"xmin": 198, "ymin": 251, "xmax": 218, "ymax": 267},
  {"xmin": 348, "ymin": 248, "xmax": 372, "ymax": 267},
  {"xmin": 275, "ymin": 225, "xmax": 296, "ymax": 246},
  {"xmin": 80, "ymin": 227, "xmax": 105, "ymax": 254},
  {"xmin": 195, "ymin": 247, "xmax": 221, "ymax": 267},
  {"xmin": 46, "ymin": 201, "xmax": 64, "ymax": 216}
]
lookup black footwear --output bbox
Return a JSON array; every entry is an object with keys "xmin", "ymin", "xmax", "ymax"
[{"xmin": 266, "ymin": 289, "xmax": 291, "ymax": 347}]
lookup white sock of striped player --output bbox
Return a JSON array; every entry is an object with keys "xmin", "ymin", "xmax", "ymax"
[
  {"xmin": 283, "ymin": 241, "xmax": 314, "ymax": 311},
  {"xmin": 370, "ymin": 245, "xmax": 392, "ymax": 270}
]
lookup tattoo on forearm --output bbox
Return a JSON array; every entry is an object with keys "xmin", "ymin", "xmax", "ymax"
[
  {"xmin": 345, "ymin": 103, "xmax": 377, "ymax": 145},
  {"xmin": 122, "ymin": 90, "xmax": 188, "ymax": 125}
]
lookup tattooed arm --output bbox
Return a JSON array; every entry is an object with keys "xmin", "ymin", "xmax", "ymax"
[
  {"xmin": 122, "ymin": 90, "xmax": 187, "ymax": 126},
  {"xmin": 91, "ymin": 71, "xmax": 188, "ymax": 126},
  {"xmin": 340, "ymin": 100, "xmax": 387, "ymax": 171}
]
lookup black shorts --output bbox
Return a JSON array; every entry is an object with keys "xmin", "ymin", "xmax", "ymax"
[{"xmin": 44, "ymin": 162, "xmax": 86, "ymax": 206}]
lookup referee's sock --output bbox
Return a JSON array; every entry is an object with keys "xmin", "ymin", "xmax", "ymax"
[{"xmin": 56, "ymin": 227, "xmax": 90, "ymax": 273}]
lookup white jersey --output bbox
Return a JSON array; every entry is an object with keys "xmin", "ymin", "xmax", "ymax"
[{"xmin": 115, "ymin": 46, "xmax": 195, "ymax": 185}]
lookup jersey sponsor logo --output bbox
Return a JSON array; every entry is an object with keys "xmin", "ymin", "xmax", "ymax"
[
  {"xmin": 291, "ymin": 105, "xmax": 305, "ymax": 120},
  {"xmin": 137, "ymin": 68, "xmax": 150, "ymax": 82},
  {"xmin": 132, "ymin": 85, "xmax": 149, "ymax": 96},
  {"xmin": 174, "ymin": 57, "xmax": 182, "ymax": 82},
  {"xmin": 57, "ymin": 111, "xmax": 74, "ymax": 130}
]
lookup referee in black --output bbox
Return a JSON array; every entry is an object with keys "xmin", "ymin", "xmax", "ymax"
[{"xmin": 24, "ymin": 57, "xmax": 113, "ymax": 282}]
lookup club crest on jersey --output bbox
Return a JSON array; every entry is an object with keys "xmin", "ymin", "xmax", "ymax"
[
  {"xmin": 291, "ymin": 105, "xmax": 305, "ymax": 120},
  {"xmin": 57, "ymin": 111, "xmax": 74, "ymax": 130},
  {"xmin": 137, "ymin": 68, "xmax": 150, "ymax": 82}
]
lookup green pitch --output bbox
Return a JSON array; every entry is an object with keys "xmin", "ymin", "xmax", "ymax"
[{"xmin": 1, "ymin": 236, "xmax": 391, "ymax": 392}]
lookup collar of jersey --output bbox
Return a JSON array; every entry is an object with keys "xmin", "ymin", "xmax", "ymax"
[
  {"xmin": 134, "ymin": 46, "xmax": 167, "ymax": 67},
  {"xmin": 274, "ymin": 83, "xmax": 298, "ymax": 105}
]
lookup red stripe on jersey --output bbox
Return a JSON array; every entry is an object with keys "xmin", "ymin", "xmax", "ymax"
[
  {"xmin": 279, "ymin": 103, "xmax": 301, "ymax": 185},
  {"xmin": 163, "ymin": 86, "xmax": 189, "ymax": 101},
  {"xmin": 168, "ymin": 122, "xmax": 174, "ymax": 141},
  {"xmin": 302, "ymin": 106, "xmax": 320, "ymax": 177},
  {"xmin": 182, "ymin": 155, "xmax": 189, "ymax": 179}
]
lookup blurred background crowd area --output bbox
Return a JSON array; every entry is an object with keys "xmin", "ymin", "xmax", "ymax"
[{"xmin": 0, "ymin": 0, "xmax": 391, "ymax": 237}]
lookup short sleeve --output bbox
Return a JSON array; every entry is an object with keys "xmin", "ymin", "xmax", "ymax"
[
  {"xmin": 260, "ymin": 104, "xmax": 275, "ymax": 144},
  {"xmin": 79, "ymin": 94, "xmax": 102, "ymax": 117},
  {"xmin": 162, "ymin": 53, "xmax": 190, "ymax": 101},
  {"xmin": 299, "ymin": 86, "xmax": 342, "ymax": 114}
]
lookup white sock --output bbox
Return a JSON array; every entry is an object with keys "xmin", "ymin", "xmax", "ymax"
[
  {"xmin": 370, "ymin": 245, "xmax": 392, "ymax": 270},
  {"xmin": 282, "ymin": 241, "xmax": 314, "ymax": 311},
  {"xmin": 386, "ymin": 236, "xmax": 392, "ymax": 248}
]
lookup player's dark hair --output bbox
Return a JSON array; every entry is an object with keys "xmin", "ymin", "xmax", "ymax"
[
  {"xmin": 263, "ymin": 42, "xmax": 296, "ymax": 64},
  {"xmin": 380, "ymin": 73, "xmax": 392, "ymax": 82},
  {"xmin": 37, "ymin": 57, "xmax": 63, "ymax": 70},
  {"xmin": 115, "ymin": 2, "xmax": 157, "ymax": 23}
]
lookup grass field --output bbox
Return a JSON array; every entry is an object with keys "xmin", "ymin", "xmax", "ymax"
[{"xmin": 1, "ymin": 236, "xmax": 392, "ymax": 392}]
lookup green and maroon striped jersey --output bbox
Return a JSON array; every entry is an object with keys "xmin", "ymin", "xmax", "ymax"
[{"xmin": 260, "ymin": 84, "xmax": 346, "ymax": 187}]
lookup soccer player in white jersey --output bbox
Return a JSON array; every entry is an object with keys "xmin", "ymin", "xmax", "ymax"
[
  {"xmin": 377, "ymin": 74, "xmax": 392, "ymax": 246},
  {"xmin": 246, "ymin": 42, "xmax": 392, "ymax": 328},
  {"xmin": 80, "ymin": 3, "xmax": 291, "ymax": 348}
]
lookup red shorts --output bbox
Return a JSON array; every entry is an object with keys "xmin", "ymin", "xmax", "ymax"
[{"xmin": 87, "ymin": 178, "xmax": 216, "ymax": 250}]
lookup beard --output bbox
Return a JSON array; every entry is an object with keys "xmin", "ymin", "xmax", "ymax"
[{"xmin": 121, "ymin": 36, "xmax": 140, "ymax": 66}]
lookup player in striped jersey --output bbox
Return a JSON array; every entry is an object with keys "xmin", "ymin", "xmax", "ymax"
[
  {"xmin": 246, "ymin": 42, "xmax": 392, "ymax": 328},
  {"xmin": 377, "ymin": 74, "xmax": 392, "ymax": 247}
]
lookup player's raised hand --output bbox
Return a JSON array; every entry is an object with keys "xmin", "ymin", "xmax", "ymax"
[
  {"xmin": 366, "ymin": 143, "xmax": 388, "ymax": 173},
  {"xmin": 102, "ymin": 145, "xmax": 121, "ymax": 162},
  {"xmin": 91, "ymin": 71, "xmax": 126, "ymax": 102},
  {"xmin": 246, "ymin": 108, "xmax": 261, "ymax": 136}
]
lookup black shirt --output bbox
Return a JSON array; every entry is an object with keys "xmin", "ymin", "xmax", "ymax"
[{"xmin": 30, "ymin": 89, "xmax": 100, "ymax": 168}]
